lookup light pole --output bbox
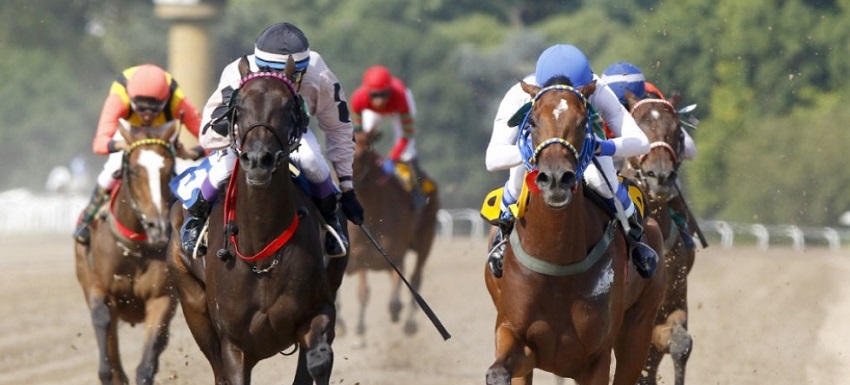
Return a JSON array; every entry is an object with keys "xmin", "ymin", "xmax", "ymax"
[{"xmin": 153, "ymin": 0, "xmax": 224, "ymax": 144}]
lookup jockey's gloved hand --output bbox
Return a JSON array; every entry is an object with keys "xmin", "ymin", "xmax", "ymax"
[
  {"xmin": 381, "ymin": 158, "xmax": 395, "ymax": 175},
  {"xmin": 340, "ymin": 190, "xmax": 364, "ymax": 225}
]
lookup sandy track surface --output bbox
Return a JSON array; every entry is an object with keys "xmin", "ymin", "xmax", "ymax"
[{"xmin": 1, "ymin": 235, "xmax": 848, "ymax": 384}]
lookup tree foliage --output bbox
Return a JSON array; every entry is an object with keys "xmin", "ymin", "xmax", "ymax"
[{"xmin": 3, "ymin": 0, "xmax": 850, "ymax": 226}]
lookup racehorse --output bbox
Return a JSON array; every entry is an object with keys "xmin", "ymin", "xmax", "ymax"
[
  {"xmin": 341, "ymin": 128, "xmax": 439, "ymax": 339},
  {"xmin": 166, "ymin": 57, "xmax": 343, "ymax": 385},
  {"xmin": 623, "ymin": 91, "xmax": 696, "ymax": 385},
  {"xmin": 484, "ymin": 79, "xmax": 667, "ymax": 385},
  {"xmin": 74, "ymin": 119, "xmax": 179, "ymax": 384}
]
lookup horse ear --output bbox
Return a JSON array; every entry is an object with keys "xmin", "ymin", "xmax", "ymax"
[
  {"xmin": 625, "ymin": 90, "xmax": 642, "ymax": 110},
  {"xmin": 159, "ymin": 120, "xmax": 178, "ymax": 142},
  {"xmin": 238, "ymin": 56, "xmax": 251, "ymax": 77},
  {"xmin": 520, "ymin": 80, "xmax": 541, "ymax": 98},
  {"xmin": 668, "ymin": 91, "xmax": 682, "ymax": 108},
  {"xmin": 118, "ymin": 118, "xmax": 133, "ymax": 143},
  {"xmin": 284, "ymin": 56, "xmax": 296, "ymax": 79},
  {"xmin": 580, "ymin": 79, "xmax": 596, "ymax": 99}
]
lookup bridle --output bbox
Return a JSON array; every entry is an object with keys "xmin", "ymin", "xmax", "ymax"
[
  {"xmin": 232, "ymin": 71, "xmax": 304, "ymax": 172},
  {"xmin": 629, "ymin": 98, "xmax": 684, "ymax": 186},
  {"xmin": 518, "ymin": 84, "xmax": 597, "ymax": 182},
  {"xmin": 116, "ymin": 138, "xmax": 175, "ymax": 241}
]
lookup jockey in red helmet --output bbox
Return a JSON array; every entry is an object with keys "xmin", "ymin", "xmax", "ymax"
[{"xmin": 349, "ymin": 65, "xmax": 428, "ymax": 208}]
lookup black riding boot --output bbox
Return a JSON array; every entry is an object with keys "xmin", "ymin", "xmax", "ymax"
[
  {"xmin": 73, "ymin": 186, "xmax": 110, "ymax": 245},
  {"xmin": 626, "ymin": 213, "xmax": 659, "ymax": 278},
  {"xmin": 181, "ymin": 195, "xmax": 213, "ymax": 256},
  {"xmin": 487, "ymin": 217, "xmax": 514, "ymax": 278},
  {"xmin": 315, "ymin": 195, "xmax": 349, "ymax": 257}
]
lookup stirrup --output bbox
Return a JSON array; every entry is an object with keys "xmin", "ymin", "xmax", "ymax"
[
  {"xmin": 487, "ymin": 230, "xmax": 508, "ymax": 278},
  {"xmin": 629, "ymin": 242, "xmax": 658, "ymax": 278},
  {"xmin": 323, "ymin": 224, "xmax": 347, "ymax": 258}
]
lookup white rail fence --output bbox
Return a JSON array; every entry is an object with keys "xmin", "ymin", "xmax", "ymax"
[{"xmin": 1, "ymin": 191, "xmax": 848, "ymax": 251}]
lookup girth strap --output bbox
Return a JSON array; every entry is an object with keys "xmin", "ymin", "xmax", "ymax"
[{"xmin": 509, "ymin": 219, "xmax": 617, "ymax": 276}]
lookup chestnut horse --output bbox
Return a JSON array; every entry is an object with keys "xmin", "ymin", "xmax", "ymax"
[
  {"xmin": 74, "ymin": 120, "xmax": 178, "ymax": 384},
  {"xmin": 342, "ymin": 129, "xmax": 439, "ymax": 338},
  {"xmin": 623, "ymin": 92, "xmax": 695, "ymax": 385},
  {"xmin": 484, "ymin": 80, "xmax": 667, "ymax": 385},
  {"xmin": 167, "ymin": 57, "xmax": 343, "ymax": 385}
]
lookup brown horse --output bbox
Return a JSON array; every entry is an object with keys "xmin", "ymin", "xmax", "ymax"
[
  {"xmin": 624, "ymin": 92, "xmax": 695, "ymax": 385},
  {"xmin": 74, "ymin": 119, "xmax": 179, "ymax": 384},
  {"xmin": 342, "ymin": 128, "xmax": 439, "ymax": 338},
  {"xmin": 484, "ymin": 80, "xmax": 667, "ymax": 385},
  {"xmin": 167, "ymin": 57, "xmax": 344, "ymax": 385}
]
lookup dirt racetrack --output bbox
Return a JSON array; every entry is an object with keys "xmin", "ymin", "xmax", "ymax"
[{"xmin": 1, "ymin": 234, "xmax": 848, "ymax": 385}]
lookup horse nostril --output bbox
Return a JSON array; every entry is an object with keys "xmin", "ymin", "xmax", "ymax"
[
  {"xmin": 560, "ymin": 171, "xmax": 576, "ymax": 188},
  {"xmin": 239, "ymin": 152, "xmax": 250, "ymax": 164},
  {"xmin": 260, "ymin": 152, "xmax": 275, "ymax": 168},
  {"xmin": 535, "ymin": 172, "xmax": 551, "ymax": 188}
]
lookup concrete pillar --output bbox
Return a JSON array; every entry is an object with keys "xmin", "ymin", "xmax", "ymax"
[{"xmin": 153, "ymin": 1, "xmax": 223, "ymax": 145}]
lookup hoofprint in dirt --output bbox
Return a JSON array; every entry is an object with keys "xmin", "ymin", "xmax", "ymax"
[{"xmin": 0, "ymin": 235, "xmax": 848, "ymax": 385}]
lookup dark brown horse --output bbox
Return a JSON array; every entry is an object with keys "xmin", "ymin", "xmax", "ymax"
[
  {"xmin": 484, "ymin": 80, "xmax": 667, "ymax": 385},
  {"xmin": 74, "ymin": 119, "xmax": 179, "ymax": 384},
  {"xmin": 623, "ymin": 92, "xmax": 695, "ymax": 385},
  {"xmin": 342, "ymin": 128, "xmax": 439, "ymax": 339},
  {"xmin": 167, "ymin": 57, "xmax": 344, "ymax": 385}
]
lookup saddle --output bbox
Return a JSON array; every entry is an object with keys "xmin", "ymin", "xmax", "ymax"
[{"xmin": 480, "ymin": 172, "xmax": 647, "ymax": 225}]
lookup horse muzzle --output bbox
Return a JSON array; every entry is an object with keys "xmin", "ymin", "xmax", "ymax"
[{"xmin": 535, "ymin": 167, "xmax": 576, "ymax": 209}]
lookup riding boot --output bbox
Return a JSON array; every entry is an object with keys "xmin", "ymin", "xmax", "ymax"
[
  {"xmin": 315, "ymin": 194, "xmax": 348, "ymax": 257},
  {"xmin": 487, "ymin": 214, "xmax": 515, "ymax": 278},
  {"xmin": 73, "ymin": 185, "xmax": 110, "ymax": 245},
  {"xmin": 669, "ymin": 196, "xmax": 696, "ymax": 250},
  {"xmin": 625, "ymin": 212, "xmax": 659, "ymax": 279},
  {"xmin": 406, "ymin": 162, "xmax": 428, "ymax": 210},
  {"xmin": 181, "ymin": 194, "xmax": 213, "ymax": 256}
]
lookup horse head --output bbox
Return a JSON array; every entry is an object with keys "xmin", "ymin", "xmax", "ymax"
[
  {"xmin": 352, "ymin": 129, "xmax": 382, "ymax": 179},
  {"xmin": 521, "ymin": 77, "xmax": 596, "ymax": 209},
  {"xmin": 626, "ymin": 91, "xmax": 684, "ymax": 202},
  {"xmin": 117, "ymin": 119, "xmax": 177, "ymax": 246},
  {"xmin": 234, "ymin": 56, "xmax": 301, "ymax": 187}
]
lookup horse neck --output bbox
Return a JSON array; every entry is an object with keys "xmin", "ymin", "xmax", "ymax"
[
  {"xmin": 112, "ymin": 183, "xmax": 143, "ymax": 232},
  {"xmin": 234, "ymin": 166, "xmax": 299, "ymax": 236},
  {"xmin": 353, "ymin": 150, "xmax": 383, "ymax": 192},
  {"xmin": 518, "ymin": 186, "xmax": 596, "ymax": 262}
]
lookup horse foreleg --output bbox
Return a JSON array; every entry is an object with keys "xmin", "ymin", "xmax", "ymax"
[
  {"xmin": 403, "ymin": 252, "xmax": 427, "ymax": 335},
  {"xmin": 219, "ymin": 339, "xmax": 254, "ymax": 385},
  {"xmin": 486, "ymin": 324, "xmax": 536, "ymax": 385},
  {"xmin": 168, "ymin": 262, "xmax": 225, "ymax": 382},
  {"xmin": 668, "ymin": 311, "xmax": 692, "ymax": 385},
  {"xmin": 89, "ymin": 292, "xmax": 128, "ymax": 385},
  {"xmin": 135, "ymin": 295, "xmax": 177, "ymax": 385},
  {"xmin": 355, "ymin": 270, "xmax": 370, "ymax": 336},
  {"xmin": 613, "ymin": 296, "xmax": 661, "ymax": 385},
  {"xmin": 388, "ymin": 268, "xmax": 403, "ymax": 323},
  {"xmin": 295, "ymin": 303, "xmax": 335, "ymax": 385}
]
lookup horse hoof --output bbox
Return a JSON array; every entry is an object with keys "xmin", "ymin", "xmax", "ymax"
[
  {"xmin": 306, "ymin": 342, "xmax": 333, "ymax": 383},
  {"xmin": 485, "ymin": 366, "xmax": 511, "ymax": 385},
  {"xmin": 403, "ymin": 320, "xmax": 418, "ymax": 335},
  {"xmin": 389, "ymin": 301, "xmax": 402, "ymax": 323}
]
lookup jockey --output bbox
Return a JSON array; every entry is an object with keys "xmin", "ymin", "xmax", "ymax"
[
  {"xmin": 601, "ymin": 61, "xmax": 698, "ymax": 250},
  {"xmin": 180, "ymin": 22, "xmax": 364, "ymax": 257},
  {"xmin": 73, "ymin": 64, "xmax": 203, "ymax": 245},
  {"xmin": 349, "ymin": 65, "xmax": 427, "ymax": 208},
  {"xmin": 485, "ymin": 44, "xmax": 658, "ymax": 279}
]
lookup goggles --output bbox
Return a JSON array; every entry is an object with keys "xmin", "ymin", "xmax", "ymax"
[
  {"xmin": 131, "ymin": 97, "xmax": 167, "ymax": 114},
  {"xmin": 369, "ymin": 89, "xmax": 391, "ymax": 99}
]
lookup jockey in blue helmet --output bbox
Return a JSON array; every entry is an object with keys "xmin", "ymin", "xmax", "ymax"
[{"xmin": 484, "ymin": 44, "xmax": 659, "ymax": 279}]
